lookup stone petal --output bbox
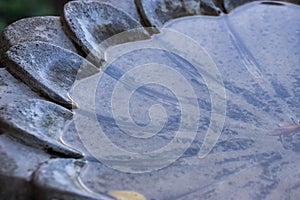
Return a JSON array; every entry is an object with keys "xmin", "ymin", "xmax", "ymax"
[
  {"xmin": 5, "ymin": 41, "xmax": 98, "ymax": 108},
  {"xmin": 0, "ymin": 99, "xmax": 83, "ymax": 158},
  {"xmin": 63, "ymin": 0, "xmax": 150, "ymax": 66},
  {"xmin": 0, "ymin": 68, "xmax": 42, "ymax": 107},
  {"xmin": 135, "ymin": 0, "xmax": 221, "ymax": 28},
  {"xmin": 223, "ymin": 0, "xmax": 300, "ymax": 12},
  {"xmin": 0, "ymin": 16, "xmax": 78, "ymax": 67},
  {"xmin": 32, "ymin": 158, "xmax": 115, "ymax": 200},
  {"xmin": 0, "ymin": 135, "xmax": 50, "ymax": 200},
  {"xmin": 97, "ymin": 0, "xmax": 142, "ymax": 23}
]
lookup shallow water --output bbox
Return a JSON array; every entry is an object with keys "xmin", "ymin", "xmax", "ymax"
[{"xmin": 70, "ymin": 2, "xmax": 300, "ymax": 199}]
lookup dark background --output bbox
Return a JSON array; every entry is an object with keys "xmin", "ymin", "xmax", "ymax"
[{"xmin": 0, "ymin": 0, "xmax": 69, "ymax": 33}]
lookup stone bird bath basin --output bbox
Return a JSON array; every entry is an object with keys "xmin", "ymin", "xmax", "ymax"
[{"xmin": 0, "ymin": 0, "xmax": 299, "ymax": 199}]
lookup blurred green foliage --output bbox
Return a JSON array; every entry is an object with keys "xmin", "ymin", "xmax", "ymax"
[{"xmin": 0, "ymin": 0, "xmax": 60, "ymax": 33}]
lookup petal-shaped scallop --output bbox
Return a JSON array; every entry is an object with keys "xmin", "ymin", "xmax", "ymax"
[
  {"xmin": 223, "ymin": 0, "xmax": 300, "ymax": 12},
  {"xmin": 0, "ymin": 68, "xmax": 42, "ymax": 106},
  {"xmin": 135, "ymin": 0, "xmax": 221, "ymax": 27},
  {"xmin": 63, "ymin": 0, "xmax": 150, "ymax": 66},
  {"xmin": 98, "ymin": 0, "xmax": 141, "ymax": 23},
  {"xmin": 1, "ymin": 1, "xmax": 300, "ymax": 199},
  {"xmin": 0, "ymin": 134, "xmax": 50, "ymax": 199},
  {"xmin": 5, "ymin": 41, "xmax": 98, "ymax": 108},
  {"xmin": 72, "ymin": 2, "xmax": 300, "ymax": 199},
  {"xmin": 0, "ymin": 16, "xmax": 78, "ymax": 67},
  {"xmin": 32, "ymin": 159, "xmax": 115, "ymax": 200},
  {"xmin": 0, "ymin": 99, "xmax": 83, "ymax": 158}
]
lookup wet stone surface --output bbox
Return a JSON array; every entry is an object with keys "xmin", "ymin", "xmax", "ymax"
[
  {"xmin": 32, "ymin": 158, "xmax": 115, "ymax": 200},
  {"xmin": 280, "ymin": 130, "xmax": 300, "ymax": 152},
  {"xmin": 5, "ymin": 41, "xmax": 97, "ymax": 108},
  {"xmin": 0, "ymin": 0, "xmax": 299, "ymax": 199},
  {"xmin": 0, "ymin": 68, "xmax": 42, "ymax": 106},
  {"xmin": 223, "ymin": 0, "xmax": 300, "ymax": 12},
  {"xmin": 0, "ymin": 134, "xmax": 50, "ymax": 200},
  {"xmin": 96, "ymin": 0, "xmax": 142, "ymax": 23},
  {"xmin": 135, "ymin": 0, "xmax": 221, "ymax": 27},
  {"xmin": 0, "ymin": 16, "xmax": 78, "ymax": 66},
  {"xmin": 63, "ymin": 0, "xmax": 150, "ymax": 66},
  {"xmin": 70, "ymin": 2, "xmax": 299, "ymax": 199},
  {"xmin": 0, "ymin": 99, "xmax": 83, "ymax": 158}
]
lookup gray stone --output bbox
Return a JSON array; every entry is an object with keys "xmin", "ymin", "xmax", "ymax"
[
  {"xmin": 69, "ymin": 2, "xmax": 300, "ymax": 199},
  {"xmin": 32, "ymin": 158, "xmax": 115, "ymax": 200},
  {"xmin": 174, "ymin": 154, "xmax": 298, "ymax": 199},
  {"xmin": 161, "ymin": 3, "xmax": 299, "ymax": 198},
  {"xmin": 0, "ymin": 99, "xmax": 83, "ymax": 158},
  {"xmin": 61, "ymin": 121, "xmax": 96, "ymax": 160},
  {"xmin": 0, "ymin": 1, "xmax": 300, "ymax": 199},
  {"xmin": 212, "ymin": 138, "xmax": 255, "ymax": 152},
  {"xmin": 200, "ymin": 0, "xmax": 224, "ymax": 15},
  {"xmin": 0, "ymin": 68, "xmax": 42, "ymax": 107},
  {"xmin": 95, "ymin": 0, "xmax": 142, "ymax": 23},
  {"xmin": 223, "ymin": 0, "xmax": 300, "ymax": 12},
  {"xmin": 0, "ymin": 16, "xmax": 78, "ymax": 67},
  {"xmin": 0, "ymin": 134, "xmax": 50, "ymax": 200},
  {"xmin": 164, "ymin": 1, "xmax": 300, "ymax": 124},
  {"xmin": 5, "ymin": 41, "xmax": 98, "ymax": 108},
  {"xmin": 135, "ymin": 0, "xmax": 221, "ymax": 28},
  {"xmin": 63, "ymin": 0, "xmax": 150, "ymax": 66},
  {"xmin": 223, "ymin": 0, "xmax": 255, "ymax": 12},
  {"xmin": 76, "ymin": 151, "xmax": 294, "ymax": 200}
]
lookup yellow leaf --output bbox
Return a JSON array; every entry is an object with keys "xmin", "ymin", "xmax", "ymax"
[{"xmin": 109, "ymin": 190, "xmax": 147, "ymax": 200}]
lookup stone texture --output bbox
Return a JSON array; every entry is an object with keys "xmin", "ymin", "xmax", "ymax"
[
  {"xmin": 0, "ymin": 99, "xmax": 83, "ymax": 158},
  {"xmin": 72, "ymin": 150, "xmax": 296, "ymax": 200},
  {"xmin": 63, "ymin": 0, "xmax": 150, "ymax": 66},
  {"xmin": 0, "ymin": 16, "xmax": 78, "ymax": 67},
  {"xmin": 135, "ymin": 0, "xmax": 222, "ymax": 28},
  {"xmin": 223, "ymin": 0, "xmax": 300, "ymax": 12},
  {"xmin": 61, "ymin": 121, "xmax": 96, "ymax": 160},
  {"xmin": 159, "ymin": 2, "xmax": 300, "ymax": 198},
  {"xmin": 0, "ymin": 134, "xmax": 50, "ymax": 200},
  {"xmin": 69, "ymin": 2, "xmax": 300, "ymax": 199},
  {"xmin": 0, "ymin": 68, "xmax": 42, "ymax": 107},
  {"xmin": 96, "ymin": 0, "xmax": 142, "ymax": 23},
  {"xmin": 32, "ymin": 158, "xmax": 115, "ymax": 200},
  {"xmin": 5, "ymin": 41, "xmax": 98, "ymax": 108},
  {"xmin": 200, "ymin": 0, "xmax": 224, "ymax": 15},
  {"xmin": 164, "ymin": 1, "xmax": 300, "ymax": 122},
  {"xmin": 0, "ymin": 1, "xmax": 299, "ymax": 199}
]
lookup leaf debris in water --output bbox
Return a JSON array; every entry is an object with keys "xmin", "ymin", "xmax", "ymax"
[{"xmin": 109, "ymin": 190, "xmax": 146, "ymax": 200}]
